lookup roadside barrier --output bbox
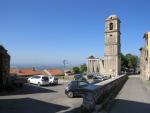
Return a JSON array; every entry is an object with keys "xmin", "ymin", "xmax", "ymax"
[{"xmin": 81, "ymin": 75, "xmax": 128, "ymax": 112}]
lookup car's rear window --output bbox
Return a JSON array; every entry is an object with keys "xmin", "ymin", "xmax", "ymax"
[
  {"xmin": 79, "ymin": 81, "xmax": 88, "ymax": 86},
  {"xmin": 42, "ymin": 77, "xmax": 49, "ymax": 81},
  {"xmin": 54, "ymin": 78, "xmax": 58, "ymax": 80}
]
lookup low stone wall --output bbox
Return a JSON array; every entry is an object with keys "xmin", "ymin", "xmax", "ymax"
[{"xmin": 81, "ymin": 75, "xmax": 128, "ymax": 112}]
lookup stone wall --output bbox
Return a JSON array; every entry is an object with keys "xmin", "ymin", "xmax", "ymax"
[
  {"xmin": 81, "ymin": 74, "xmax": 128, "ymax": 112},
  {"xmin": 139, "ymin": 47, "xmax": 150, "ymax": 80},
  {"xmin": 0, "ymin": 45, "xmax": 10, "ymax": 90}
]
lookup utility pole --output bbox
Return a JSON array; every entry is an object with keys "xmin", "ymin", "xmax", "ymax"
[{"xmin": 63, "ymin": 59, "xmax": 68, "ymax": 74}]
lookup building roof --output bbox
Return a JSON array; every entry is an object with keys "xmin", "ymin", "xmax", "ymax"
[
  {"xmin": 47, "ymin": 69, "xmax": 64, "ymax": 76},
  {"xmin": 108, "ymin": 15, "xmax": 118, "ymax": 19},
  {"xmin": 88, "ymin": 55, "xmax": 95, "ymax": 59},
  {"xmin": 10, "ymin": 68, "xmax": 44, "ymax": 76},
  {"xmin": 10, "ymin": 68, "xmax": 64, "ymax": 76},
  {"xmin": 106, "ymin": 14, "xmax": 120, "ymax": 22},
  {"xmin": 0, "ymin": 45, "xmax": 9, "ymax": 56},
  {"xmin": 0, "ymin": 45, "xmax": 6, "ymax": 50}
]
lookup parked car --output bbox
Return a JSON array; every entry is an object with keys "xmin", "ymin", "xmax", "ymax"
[
  {"xmin": 101, "ymin": 75, "xmax": 110, "ymax": 80},
  {"xmin": 65, "ymin": 80, "xmax": 89, "ymax": 98},
  {"xmin": 48, "ymin": 76, "xmax": 58, "ymax": 85},
  {"xmin": 93, "ymin": 76, "xmax": 104, "ymax": 83},
  {"xmin": 27, "ymin": 75, "xmax": 49, "ymax": 86},
  {"xmin": 87, "ymin": 74, "xmax": 94, "ymax": 79},
  {"xmin": 74, "ymin": 74, "xmax": 87, "ymax": 81},
  {"xmin": 10, "ymin": 75, "xmax": 27, "ymax": 87},
  {"xmin": 87, "ymin": 73, "xmax": 99, "ymax": 79}
]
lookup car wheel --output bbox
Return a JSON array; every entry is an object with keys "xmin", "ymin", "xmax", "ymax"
[
  {"xmin": 37, "ymin": 82, "xmax": 41, "ymax": 87},
  {"xmin": 67, "ymin": 92, "xmax": 74, "ymax": 98}
]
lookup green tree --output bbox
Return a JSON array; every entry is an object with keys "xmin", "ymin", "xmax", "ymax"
[
  {"xmin": 126, "ymin": 54, "xmax": 139, "ymax": 72},
  {"xmin": 80, "ymin": 64, "xmax": 87, "ymax": 73},
  {"xmin": 73, "ymin": 67, "xmax": 80, "ymax": 74},
  {"xmin": 121, "ymin": 53, "xmax": 128, "ymax": 70},
  {"xmin": 121, "ymin": 53, "xmax": 139, "ymax": 73}
]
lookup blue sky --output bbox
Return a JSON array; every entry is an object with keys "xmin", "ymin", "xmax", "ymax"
[{"xmin": 0, "ymin": 0, "xmax": 150, "ymax": 66}]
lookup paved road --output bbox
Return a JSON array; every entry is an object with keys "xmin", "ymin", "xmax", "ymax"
[
  {"xmin": 0, "ymin": 83, "xmax": 82, "ymax": 113},
  {"xmin": 109, "ymin": 75, "xmax": 150, "ymax": 113}
]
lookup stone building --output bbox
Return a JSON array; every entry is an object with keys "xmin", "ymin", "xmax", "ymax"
[
  {"xmin": 87, "ymin": 56, "xmax": 105, "ymax": 74},
  {"xmin": 0, "ymin": 45, "xmax": 10, "ymax": 89},
  {"xmin": 87, "ymin": 15, "xmax": 121, "ymax": 76},
  {"xmin": 140, "ymin": 32, "xmax": 150, "ymax": 80},
  {"xmin": 139, "ymin": 47, "xmax": 147, "ymax": 80}
]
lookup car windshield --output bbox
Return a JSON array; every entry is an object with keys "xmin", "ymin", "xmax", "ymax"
[
  {"xmin": 42, "ymin": 77, "xmax": 49, "ymax": 81},
  {"xmin": 69, "ymin": 81, "xmax": 77, "ymax": 87}
]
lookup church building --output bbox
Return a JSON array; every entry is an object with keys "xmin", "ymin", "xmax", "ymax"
[{"xmin": 87, "ymin": 15, "xmax": 121, "ymax": 76}]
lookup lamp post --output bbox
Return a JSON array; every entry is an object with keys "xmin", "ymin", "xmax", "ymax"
[{"xmin": 63, "ymin": 60, "xmax": 68, "ymax": 75}]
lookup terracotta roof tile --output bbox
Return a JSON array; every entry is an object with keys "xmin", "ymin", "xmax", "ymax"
[
  {"xmin": 47, "ymin": 69, "xmax": 64, "ymax": 76},
  {"xmin": 10, "ymin": 68, "xmax": 43, "ymax": 76}
]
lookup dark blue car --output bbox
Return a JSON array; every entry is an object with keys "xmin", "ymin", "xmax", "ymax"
[{"xmin": 65, "ymin": 80, "xmax": 89, "ymax": 98}]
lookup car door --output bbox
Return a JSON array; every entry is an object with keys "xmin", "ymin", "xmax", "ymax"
[
  {"xmin": 32, "ymin": 76, "xmax": 39, "ymax": 84},
  {"xmin": 78, "ymin": 81, "xmax": 89, "ymax": 96},
  {"xmin": 69, "ymin": 81, "xmax": 78, "ymax": 94},
  {"xmin": 29, "ymin": 76, "xmax": 35, "ymax": 84},
  {"xmin": 31, "ymin": 76, "xmax": 37, "ymax": 84},
  {"xmin": 34, "ymin": 76, "xmax": 41, "ymax": 84}
]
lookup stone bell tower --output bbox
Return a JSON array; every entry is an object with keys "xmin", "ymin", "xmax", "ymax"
[{"xmin": 104, "ymin": 15, "xmax": 121, "ymax": 76}]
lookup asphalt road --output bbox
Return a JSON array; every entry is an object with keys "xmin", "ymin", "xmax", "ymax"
[
  {"xmin": 0, "ymin": 83, "xmax": 82, "ymax": 113},
  {"xmin": 109, "ymin": 75, "xmax": 150, "ymax": 113}
]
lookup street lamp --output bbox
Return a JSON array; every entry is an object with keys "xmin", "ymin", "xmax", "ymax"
[{"xmin": 63, "ymin": 59, "xmax": 68, "ymax": 74}]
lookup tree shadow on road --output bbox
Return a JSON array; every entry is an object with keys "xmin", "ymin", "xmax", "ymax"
[
  {"xmin": 0, "ymin": 98, "xmax": 69, "ymax": 113},
  {"xmin": 0, "ymin": 84, "xmax": 57, "ymax": 96},
  {"xmin": 109, "ymin": 99, "xmax": 150, "ymax": 113}
]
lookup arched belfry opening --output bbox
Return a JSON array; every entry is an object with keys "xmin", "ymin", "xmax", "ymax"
[{"xmin": 109, "ymin": 23, "xmax": 113, "ymax": 30}]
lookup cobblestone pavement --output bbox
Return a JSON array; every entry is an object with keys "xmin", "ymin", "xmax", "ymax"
[{"xmin": 109, "ymin": 75, "xmax": 150, "ymax": 113}]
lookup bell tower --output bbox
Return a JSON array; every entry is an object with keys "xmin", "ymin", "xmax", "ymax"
[{"xmin": 104, "ymin": 15, "xmax": 121, "ymax": 76}]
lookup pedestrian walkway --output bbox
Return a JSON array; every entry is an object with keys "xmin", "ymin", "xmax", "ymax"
[{"xmin": 109, "ymin": 75, "xmax": 150, "ymax": 113}]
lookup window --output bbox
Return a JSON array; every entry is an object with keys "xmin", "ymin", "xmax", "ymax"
[
  {"xmin": 42, "ymin": 77, "xmax": 49, "ymax": 81},
  {"xmin": 69, "ymin": 81, "xmax": 77, "ymax": 87},
  {"xmin": 34, "ymin": 76, "xmax": 40, "ymax": 79},
  {"xmin": 79, "ymin": 81, "xmax": 88, "ymax": 86},
  {"xmin": 109, "ymin": 23, "xmax": 113, "ymax": 30},
  {"xmin": 31, "ymin": 76, "xmax": 37, "ymax": 79}
]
